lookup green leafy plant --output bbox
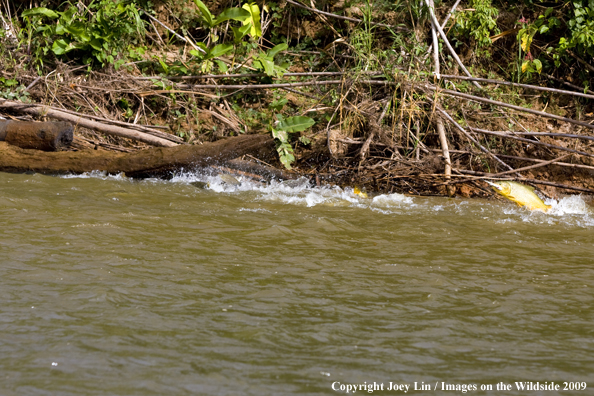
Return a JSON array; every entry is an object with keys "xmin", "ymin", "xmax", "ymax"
[
  {"xmin": 253, "ymin": 43, "xmax": 288, "ymax": 77},
  {"xmin": 271, "ymin": 116, "xmax": 315, "ymax": 169},
  {"xmin": 452, "ymin": 0, "xmax": 500, "ymax": 52},
  {"xmin": 0, "ymin": 77, "xmax": 29, "ymax": 101},
  {"xmin": 22, "ymin": 0, "xmax": 145, "ymax": 68},
  {"xmin": 192, "ymin": 0, "xmax": 250, "ymax": 29}
]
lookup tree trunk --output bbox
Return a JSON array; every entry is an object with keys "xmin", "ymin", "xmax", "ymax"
[
  {"xmin": 0, "ymin": 134, "xmax": 275, "ymax": 178},
  {"xmin": 0, "ymin": 120, "xmax": 73, "ymax": 151}
]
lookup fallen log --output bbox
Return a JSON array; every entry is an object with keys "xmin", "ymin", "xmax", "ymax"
[
  {"xmin": 0, "ymin": 134, "xmax": 274, "ymax": 178},
  {"xmin": 0, "ymin": 120, "xmax": 73, "ymax": 151},
  {"xmin": 0, "ymin": 99, "xmax": 177, "ymax": 147}
]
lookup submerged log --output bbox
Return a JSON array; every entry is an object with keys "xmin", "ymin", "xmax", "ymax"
[
  {"xmin": 0, "ymin": 134, "xmax": 274, "ymax": 178},
  {"xmin": 0, "ymin": 120, "xmax": 73, "ymax": 151}
]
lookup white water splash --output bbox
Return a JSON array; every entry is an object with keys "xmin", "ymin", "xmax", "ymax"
[
  {"xmin": 62, "ymin": 171, "xmax": 128, "ymax": 181},
  {"xmin": 546, "ymin": 195, "xmax": 590, "ymax": 216},
  {"xmin": 61, "ymin": 170, "xmax": 594, "ymax": 226}
]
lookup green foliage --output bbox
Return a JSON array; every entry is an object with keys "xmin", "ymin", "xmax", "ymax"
[
  {"xmin": 516, "ymin": 2, "xmax": 593, "ymax": 85},
  {"xmin": 0, "ymin": 77, "xmax": 29, "ymax": 101},
  {"xmin": 253, "ymin": 43, "xmax": 289, "ymax": 77},
  {"xmin": 192, "ymin": 0, "xmax": 250, "ymax": 28},
  {"xmin": 271, "ymin": 116, "xmax": 315, "ymax": 169},
  {"xmin": 22, "ymin": 1, "xmax": 145, "ymax": 68},
  {"xmin": 555, "ymin": 1, "xmax": 594, "ymax": 64},
  {"xmin": 452, "ymin": 0, "xmax": 500, "ymax": 50}
]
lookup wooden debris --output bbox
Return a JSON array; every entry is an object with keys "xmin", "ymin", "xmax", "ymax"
[{"xmin": 0, "ymin": 120, "xmax": 73, "ymax": 151}]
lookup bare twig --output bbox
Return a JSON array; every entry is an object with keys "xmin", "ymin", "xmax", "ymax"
[
  {"xmin": 468, "ymin": 127, "xmax": 594, "ymax": 159},
  {"xmin": 488, "ymin": 153, "xmax": 572, "ymax": 177},
  {"xmin": 0, "ymin": 99, "xmax": 177, "ymax": 147},
  {"xmin": 441, "ymin": 74, "xmax": 594, "ymax": 101},
  {"xmin": 496, "ymin": 154, "xmax": 594, "ymax": 171},
  {"xmin": 427, "ymin": 85, "xmax": 594, "ymax": 131},
  {"xmin": 285, "ymin": 0, "xmax": 408, "ymax": 31},
  {"xmin": 423, "ymin": 0, "xmax": 481, "ymax": 89},
  {"xmin": 436, "ymin": 107, "xmax": 518, "ymax": 173}
]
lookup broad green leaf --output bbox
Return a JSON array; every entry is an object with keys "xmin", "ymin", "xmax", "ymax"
[
  {"xmin": 22, "ymin": 7, "xmax": 59, "ymax": 19},
  {"xmin": 533, "ymin": 59, "xmax": 542, "ymax": 73},
  {"xmin": 215, "ymin": 60, "xmax": 228, "ymax": 73},
  {"xmin": 268, "ymin": 43, "xmax": 288, "ymax": 58},
  {"xmin": 271, "ymin": 128, "xmax": 289, "ymax": 142},
  {"xmin": 277, "ymin": 116, "xmax": 315, "ymax": 133},
  {"xmin": 255, "ymin": 57, "xmax": 275, "ymax": 76},
  {"xmin": 189, "ymin": 49, "xmax": 203, "ymax": 58},
  {"xmin": 242, "ymin": 2, "xmax": 262, "ymax": 38},
  {"xmin": 214, "ymin": 8, "xmax": 251, "ymax": 26},
  {"xmin": 231, "ymin": 23, "xmax": 252, "ymax": 42},
  {"xmin": 277, "ymin": 142, "xmax": 295, "ymax": 169},
  {"xmin": 521, "ymin": 60, "xmax": 529, "ymax": 73},
  {"xmin": 52, "ymin": 39, "xmax": 75, "ymax": 55},
  {"xmin": 90, "ymin": 38, "xmax": 103, "ymax": 51},
  {"xmin": 208, "ymin": 43, "xmax": 233, "ymax": 59},
  {"xmin": 193, "ymin": 0, "xmax": 215, "ymax": 27},
  {"xmin": 520, "ymin": 33, "xmax": 533, "ymax": 52}
]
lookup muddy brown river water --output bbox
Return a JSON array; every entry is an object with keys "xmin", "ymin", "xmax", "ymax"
[{"xmin": 1, "ymin": 171, "xmax": 593, "ymax": 395}]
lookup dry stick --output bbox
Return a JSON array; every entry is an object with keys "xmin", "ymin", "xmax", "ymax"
[
  {"xmin": 360, "ymin": 101, "xmax": 390, "ymax": 161},
  {"xmin": 423, "ymin": 0, "xmax": 481, "ymax": 89},
  {"xmin": 177, "ymin": 80, "xmax": 344, "ymax": 90},
  {"xmin": 523, "ymin": 179, "xmax": 594, "ymax": 194},
  {"xmin": 496, "ymin": 154, "xmax": 594, "ymax": 171},
  {"xmin": 488, "ymin": 153, "xmax": 572, "ymax": 177},
  {"xmin": 425, "ymin": 0, "xmax": 461, "ymax": 59},
  {"xmin": 544, "ymin": 73, "xmax": 594, "ymax": 95},
  {"xmin": 143, "ymin": 11, "xmax": 203, "ymax": 53},
  {"xmin": 566, "ymin": 49, "xmax": 594, "ymax": 74},
  {"xmin": 436, "ymin": 107, "xmax": 518, "ymax": 173},
  {"xmin": 468, "ymin": 127, "xmax": 594, "ymax": 159},
  {"xmin": 429, "ymin": 0, "xmax": 440, "ymax": 79},
  {"xmin": 285, "ymin": 0, "xmax": 408, "ymax": 31},
  {"xmin": 451, "ymin": 170, "xmax": 594, "ymax": 194},
  {"xmin": 478, "ymin": 130, "xmax": 594, "ymax": 142},
  {"xmin": 134, "ymin": 71, "xmax": 385, "ymax": 81},
  {"xmin": 44, "ymin": 106, "xmax": 184, "ymax": 143},
  {"xmin": 0, "ymin": 99, "xmax": 177, "ymax": 147},
  {"xmin": 426, "ymin": 85, "xmax": 594, "ymax": 131},
  {"xmin": 441, "ymin": 74, "xmax": 594, "ymax": 101},
  {"xmin": 427, "ymin": 2, "xmax": 453, "ymax": 196}
]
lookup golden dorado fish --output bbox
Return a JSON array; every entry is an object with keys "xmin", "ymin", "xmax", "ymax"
[
  {"xmin": 486, "ymin": 181, "xmax": 551, "ymax": 212},
  {"xmin": 353, "ymin": 186, "xmax": 368, "ymax": 198}
]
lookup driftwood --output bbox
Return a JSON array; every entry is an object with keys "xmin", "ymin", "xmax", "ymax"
[
  {"xmin": 0, "ymin": 120, "xmax": 73, "ymax": 151},
  {"xmin": 0, "ymin": 134, "xmax": 274, "ymax": 178},
  {"xmin": 0, "ymin": 99, "xmax": 177, "ymax": 147}
]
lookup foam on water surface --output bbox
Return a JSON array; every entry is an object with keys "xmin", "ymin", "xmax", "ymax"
[{"xmin": 61, "ymin": 170, "xmax": 594, "ymax": 227}]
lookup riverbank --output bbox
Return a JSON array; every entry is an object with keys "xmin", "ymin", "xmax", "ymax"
[{"xmin": 1, "ymin": 0, "xmax": 593, "ymax": 199}]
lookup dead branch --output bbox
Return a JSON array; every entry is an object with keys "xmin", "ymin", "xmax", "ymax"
[
  {"xmin": 0, "ymin": 99, "xmax": 177, "ymax": 147},
  {"xmin": 285, "ymin": 0, "xmax": 408, "ymax": 31}
]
